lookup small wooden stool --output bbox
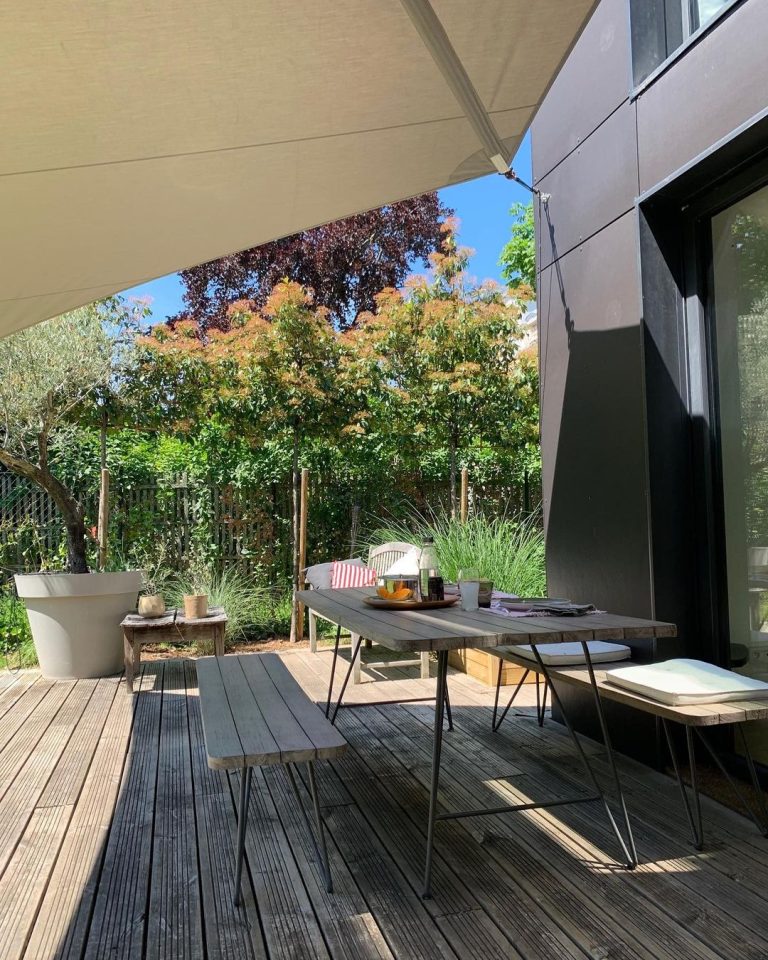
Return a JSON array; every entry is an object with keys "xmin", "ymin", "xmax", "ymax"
[{"xmin": 122, "ymin": 607, "xmax": 227, "ymax": 692}]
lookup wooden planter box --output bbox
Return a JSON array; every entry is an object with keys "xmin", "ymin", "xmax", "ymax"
[{"xmin": 448, "ymin": 647, "xmax": 535, "ymax": 687}]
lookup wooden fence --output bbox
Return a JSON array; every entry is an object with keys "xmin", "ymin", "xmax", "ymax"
[{"xmin": 0, "ymin": 469, "xmax": 541, "ymax": 577}]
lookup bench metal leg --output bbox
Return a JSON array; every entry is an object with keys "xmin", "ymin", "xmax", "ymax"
[
  {"xmin": 530, "ymin": 643, "xmax": 637, "ymax": 869},
  {"xmin": 286, "ymin": 762, "xmax": 334, "ymax": 892},
  {"xmin": 664, "ymin": 720, "xmax": 768, "ymax": 852},
  {"xmin": 233, "ymin": 766, "xmax": 253, "ymax": 907},
  {"xmin": 663, "ymin": 719, "xmax": 704, "ymax": 849},
  {"xmin": 423, "ymin": 649, "xmax": 448, "ymax": 899}
]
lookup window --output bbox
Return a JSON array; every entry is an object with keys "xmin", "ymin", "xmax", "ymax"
[
  {"xmin": 711, "ymin": 181, "xmax": 768, "ymax": 761},
  {"xmin": 630, "ymin": 0, "xmax": 732, "ymax": 86}
]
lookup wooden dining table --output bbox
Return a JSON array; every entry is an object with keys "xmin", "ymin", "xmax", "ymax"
[{"xmin": 296, "ymin": 586, "xmax": 677, "ymax": 898}]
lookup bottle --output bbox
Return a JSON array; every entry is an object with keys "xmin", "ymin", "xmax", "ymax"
[{"xmin": 418, "ymin": 536, "xmax": 440, "ymax": 600}]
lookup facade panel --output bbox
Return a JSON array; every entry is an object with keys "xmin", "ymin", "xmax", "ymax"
[
  {"xmin": 538, "ymin": 211, "xmax": 653, "ymax": 616},
  {"xmin": 537, "ymin": 100, "xmax": 639, "ymax": 270},
  {"xmin": 637, "ymin": 0, "xmax": 767, "ymax": 193},
  {"xmin": 532, "ymin": 0, "xmax": 631, "ymax": 180}
]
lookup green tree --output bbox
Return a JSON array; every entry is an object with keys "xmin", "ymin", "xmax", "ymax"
[
  {"xmin": 0, "ymin": 301, "xmax": 129, "ymax": 572},
  {"xmin": 136, "ymin": 284, "xmax": 349, "ymax": 638},
  {"xmin": 365, "ymin": 224, "xmax": 538, "ymax": 515},
  {"xmin": 499, "ymin": 201, "xmax": 536, "ymax": 293}
]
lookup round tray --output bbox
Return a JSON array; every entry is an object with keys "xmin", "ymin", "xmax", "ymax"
[{"xmin": 363, "ymin": 596, "xmax": 460, "ymax": 611}]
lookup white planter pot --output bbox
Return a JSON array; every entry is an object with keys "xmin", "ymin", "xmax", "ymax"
[{"xmin": 15, "ymin": 571, "xmax": 142, "ymax": 680}]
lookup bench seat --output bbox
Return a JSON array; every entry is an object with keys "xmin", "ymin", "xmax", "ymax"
[{"xmin": 197, "ymin": 653, "xmax": 347, "ymax": 902}]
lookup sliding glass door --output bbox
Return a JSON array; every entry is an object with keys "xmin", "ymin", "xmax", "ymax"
[{"xmin": 711, "ymin": 182, "xmax": 768, "ymax": 760}]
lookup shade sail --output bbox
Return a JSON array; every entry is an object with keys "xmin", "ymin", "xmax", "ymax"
[{"xmin": 1, "ymin": 0, "xmax": 594, "ymax": 335}]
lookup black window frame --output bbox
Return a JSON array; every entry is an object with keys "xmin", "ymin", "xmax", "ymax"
[{"xmin": 629, "ymin": 0, "xmax": 743, "ymax": 91}]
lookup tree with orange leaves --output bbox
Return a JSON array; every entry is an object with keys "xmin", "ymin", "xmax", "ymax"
[
  {"xmin": 361, "ymin": 221, "xmax": 538, "ymax": 515},
  {"xmin": 134, "ymin": 282, "xmax": 348, "ymax": 639}
]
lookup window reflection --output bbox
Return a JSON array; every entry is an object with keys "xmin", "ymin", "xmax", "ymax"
[{"xmin": 713, "ymin": 183, "xmax": 768, "ymax": 761}]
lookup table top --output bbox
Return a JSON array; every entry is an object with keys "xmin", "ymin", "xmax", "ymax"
[
  {"xmin": 121, "ymin": 606, "xmax": 228, "ymax": 629},
  {"xmin": 196, "ymin": 653, "xmax": 347, "ymax": 770},
  {"xmin": 296, "ymin": 587, "xmax": 677, "ymax": 653}
]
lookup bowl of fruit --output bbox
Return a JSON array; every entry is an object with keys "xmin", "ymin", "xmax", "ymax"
[{"xmin": 377, "ymin": 576, "xmax": 419, "ymax": 602}]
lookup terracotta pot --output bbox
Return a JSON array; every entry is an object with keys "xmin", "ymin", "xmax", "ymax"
[
  {"xmin": 183, "ymin": 594, "xmax": 208, "ymax": 620},
  {"xmin": 138, "ymin": 594, "xmax": 166, "ymax": 618}
]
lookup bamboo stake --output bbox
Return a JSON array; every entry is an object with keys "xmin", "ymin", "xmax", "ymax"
[
  {"xmin": 460, "ymin": 467, "xmax": 469, "ymax": 524},
  {"xmin": 98, "ymin": 410, "xmax": 109, "ymax": 570},
  {"xmin": 296, "ymin": 468, "xmax": 310, "ymax": 642}
]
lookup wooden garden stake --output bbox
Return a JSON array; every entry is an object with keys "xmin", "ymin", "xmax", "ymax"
[
  {"xmin": 98, "ymin": 468, "xmax": 110, "ymax": 570},
  {"xmin": 460, "ymin": 467, "xmax": 469, "ymax": 524},
  {"xmin": 296, "ymin": 468, "xmax": 310, "ymax": 641},
  {"xmin": 98, "ymin": 410, "xmax": 109, "ymax": 570}
]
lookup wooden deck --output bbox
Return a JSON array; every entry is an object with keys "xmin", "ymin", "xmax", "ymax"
[{"xmin": 2, "ymin": 649, "xmax": 768, "ymax": 960}]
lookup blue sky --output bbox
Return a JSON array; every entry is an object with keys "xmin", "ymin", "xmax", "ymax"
[{"xmin": 120, "ymin": 134, "xmax": 532, "ymax": 323}]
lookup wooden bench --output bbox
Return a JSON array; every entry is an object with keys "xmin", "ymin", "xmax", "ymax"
[
  {"xmin": 122, "ymin": 607, "xmax": 228, "ymax": 693},
  {"xmin": 488, "ymin": 644, "xmax": 768, "ymax": 849},
  {"xmin": 196, "ymin": 653, "xmax": 347, "ymax": 904}
]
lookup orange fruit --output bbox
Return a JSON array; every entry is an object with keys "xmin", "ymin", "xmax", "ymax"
[
  {"xmin": 391, "ymin": 587, "xmax": 413, "ymax": 601},
  {"xmin": 377, "ymin": 586, "xmax": 390, "ymax": 599}
]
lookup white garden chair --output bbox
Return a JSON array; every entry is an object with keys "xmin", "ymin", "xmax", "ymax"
[{"xmin": 307, "ymin": 541, "xmax": 430, "ymax": 683}]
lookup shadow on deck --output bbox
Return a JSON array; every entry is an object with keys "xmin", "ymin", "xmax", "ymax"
[{"xmin": 0, "ymin": 650, "xmax": 767, "ymax": 960}]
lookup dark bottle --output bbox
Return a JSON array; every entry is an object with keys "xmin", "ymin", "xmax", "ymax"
[{"xmin": 427, "ymin": 576, "xmax": 445, "ymax": 601}]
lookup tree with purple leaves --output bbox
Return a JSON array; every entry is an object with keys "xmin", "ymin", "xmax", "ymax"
[{"xmin": 174, "ymin": 194, "xmax": 449, "ymax": 331}]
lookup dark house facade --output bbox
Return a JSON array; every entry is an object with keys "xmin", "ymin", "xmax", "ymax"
[{"xmin": 532, "ymin": 0, "xmax": 768, "ymax": 763}]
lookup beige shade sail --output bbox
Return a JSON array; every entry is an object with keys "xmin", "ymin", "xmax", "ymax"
[{"xmin": 1, "ymin": 0, "xmax": 594, "ymax": 335}]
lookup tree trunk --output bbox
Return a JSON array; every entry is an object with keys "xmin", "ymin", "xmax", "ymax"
[
  {"xmin": 289, "ymin": 430, "xmax": 301, "ymax": 642},
  {"xmin": 0, "ymin": 448, "xmax": 89, "ymax": 573}
]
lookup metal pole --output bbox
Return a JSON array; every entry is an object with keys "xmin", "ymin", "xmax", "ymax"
[
  {"xmin": 325, "ymin": 624, "xmax": 342, "ymax": 718},
  {"xmin": 330, "ymin": 632, "xmax": 365, "ymax": 725}
]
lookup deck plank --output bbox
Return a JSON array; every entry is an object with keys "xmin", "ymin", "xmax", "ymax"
[
  {"xmin": 82, "ymin": 665, "xmax": 163, "ymax": 960},
  {"xmin": 4, "ymin": 651, "xmax": 768, "ymax": 960},
  {"xmin": 146, "ymin": 660, "xmax": 203, "ymax": 960},
  {"xmin": 184, "ymin": 661, "xmax": 268, "ymax": 960},
  {"xmin": 22, "ymin": 675, "xmax": 137, "ymax": 960},
  {"xmin": 0, "ymin": 679, "xmax": 118, "ymax": 960},
  {"xmin": 0, "ymin": 680, "xmax": 95, "ymax": 878}
]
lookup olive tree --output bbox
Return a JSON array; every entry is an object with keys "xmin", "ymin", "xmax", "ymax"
[{"xmin": 0, "ymin": 303, "xmax": 120, "ymax": 573}]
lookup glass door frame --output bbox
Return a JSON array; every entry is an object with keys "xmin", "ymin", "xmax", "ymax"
[{"xmin": 682, "ymin": 157, "xmax": 768, "ymax": 671}]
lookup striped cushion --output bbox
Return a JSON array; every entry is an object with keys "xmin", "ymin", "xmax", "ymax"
[{"xmin": 331, "ymin": 560, "xmax": 377, "ymax": 589}]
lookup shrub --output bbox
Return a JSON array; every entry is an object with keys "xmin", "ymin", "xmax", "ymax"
[
  {"xmin": 168, "ymin": 566, "xmax": 269, "ymax": 643},
  {"xmin": 0, "ymin": 586, "xmax": 36, "ymax": 668},
  {"xmin": 370, "ymin": 509, "xmax": 546, "ymax": 597}
]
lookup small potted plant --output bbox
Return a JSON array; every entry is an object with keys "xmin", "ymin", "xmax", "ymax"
[
  {"xmin": 136, "ymin": 543, "xmax": 169, "ymax": 618},
  {"xmin": 182, "ymin": 555, "xmax": 209, "ymax": 620}
]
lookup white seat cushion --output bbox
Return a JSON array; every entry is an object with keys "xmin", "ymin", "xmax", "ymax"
[
  {"xmin": 511, "ymin": 641, "xmax": 631, "ymax": 665},
  {"xmin": 604, "ymin": 658, "xmax": 768, "ymax": 705}
]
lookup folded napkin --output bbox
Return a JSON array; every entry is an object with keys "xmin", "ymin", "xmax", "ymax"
[{"xmin": 487, "ymin": 600, "xmax": 601, "ymax": 618}]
